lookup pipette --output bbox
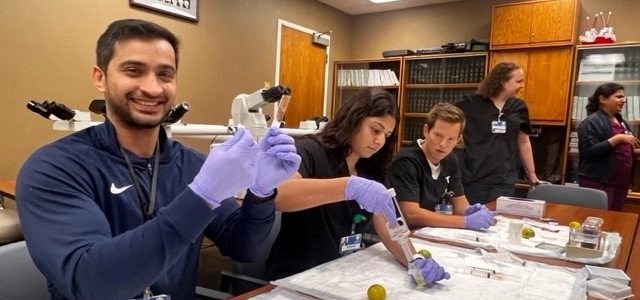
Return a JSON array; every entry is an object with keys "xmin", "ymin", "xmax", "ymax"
[{"xmin": 385, "ymin": 188, "xmax": 427, "ymax": 286}]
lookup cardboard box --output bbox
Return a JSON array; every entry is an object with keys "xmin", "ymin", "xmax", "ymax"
[{"xmin": 496, "ymin": 196, "xmax": 546, "ymax": 218}]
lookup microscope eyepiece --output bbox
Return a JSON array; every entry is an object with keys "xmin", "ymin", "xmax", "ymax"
[
  {"xmin": 27, "ymin": 101, "xmax": 51, "ymax": 119},
  {"xmin": 27, "ymin": 100, "xmax": 76, "ymax": 120},
  {"xmin": 261, "ymin": 85, "xmax": 291, "ymax": 103},
  {"xmin": 163, "ymin": 102, "xmax": 190, "ymax": 124},
  {"xmin": 49, "ymin": 102, "xmax": 76, "ymax": 121},
  {"xmin": 89, "ymin": 99, "xmax": 106, "ymax": 115}
]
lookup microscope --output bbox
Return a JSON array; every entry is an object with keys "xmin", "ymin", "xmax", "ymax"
[
  {"xmin": 230, "ymin": 85, "xmax": 291, "ymax": 139},
  {"xmin": 27, "ymin": 100, "xmax": 96, "ymax": 131},
  {"xmin": 26, "ymin": 84, "xmax": 316, "ymax": 143}
]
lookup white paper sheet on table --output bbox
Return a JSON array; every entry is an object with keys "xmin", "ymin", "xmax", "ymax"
[
  {"xmin": 414, "ymin": 215, "xmax": 621, "ymax": 265},
  {"xmin": 249, "ymin": 287, "xmax": 314, "ymax": 300},
  {"xmin": 272, "ymin": 238, "xmax": 588, "ymax": 300}
]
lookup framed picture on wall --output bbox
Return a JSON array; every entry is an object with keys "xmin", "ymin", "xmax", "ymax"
[{"xmin": 130, "ymin": 0, "xmax": 199, "ymax": 22}]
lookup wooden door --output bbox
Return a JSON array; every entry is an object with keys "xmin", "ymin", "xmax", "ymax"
[
  {"xmin": 525, "ymin": 47, "xmax": 572, "ymax": 124},
  {"xmin": 491, "ymin": 3, "xmax": 533, "ymax": 47},
  {"xmin": 490, "ymin": 51, "xmax": 530, "ymax": 100},
  {"xmin": 278, "ymin": 25, "xmax": 327, "ymax": 128},
  {"xmin": 530, "ymin": 0, "xmax": 575, "ymax": 45}
]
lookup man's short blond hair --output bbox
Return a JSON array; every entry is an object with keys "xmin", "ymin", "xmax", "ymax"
[{"xmin": 424, "ymin": 103, "xmax": 465, "ymax": 134}]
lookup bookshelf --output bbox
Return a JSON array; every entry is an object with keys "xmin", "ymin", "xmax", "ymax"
[
  {"xmin": 399, "ymin": 52, "xmax": 488, "ymax": 145},
  {"xmin": 562, "ymin": 43, "xmax": 640, "ymax": 189},
  {"xmin": 332, "ymin": 58, "xmax": 402, "ymax": 116}
]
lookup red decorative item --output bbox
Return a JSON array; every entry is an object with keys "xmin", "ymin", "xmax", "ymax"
[
  {"xmin": 593, "ymin": 36, "xmax": 615, "ymax": 44},
  {"xmin": 580, "ymin": 11, "xmax": 616, "ymax": 45}
]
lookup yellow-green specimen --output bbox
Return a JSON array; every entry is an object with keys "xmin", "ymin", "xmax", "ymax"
[
  {"xmin": 568, "ymin": 221, "xmax": 581, "ymax": 229},
  {"xmin": 418, "ymin": 249, "xmax": 432, "ymax": 259},
  {"xmin": 367, "ymin": 284, "xmax": 386, "ymax": 300},
  {"xmin": 521, "ymin": 226, "xmax": 535, "ymax": 239}
]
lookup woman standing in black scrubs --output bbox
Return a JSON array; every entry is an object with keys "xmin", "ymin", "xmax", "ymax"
[{"xmin": 455, "ymin": 62, "xmax": 540, "ymax": 204}]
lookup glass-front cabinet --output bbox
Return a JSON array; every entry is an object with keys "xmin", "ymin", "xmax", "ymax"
[
  {"xmin": 400, "ymin": 52, "xmax": 488, "ymax": 145},
  {"xmin": 563, "ymin": 43, "xmax": 640, "ymax": 187},
  {"xmin": 332, "ymin": 58, "xmax": 402, "ymax": 115}
]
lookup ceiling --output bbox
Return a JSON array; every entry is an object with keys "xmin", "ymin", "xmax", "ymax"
[{"xmin": 315, "ymin": 0, "xmax": 469, "ymax": 15}]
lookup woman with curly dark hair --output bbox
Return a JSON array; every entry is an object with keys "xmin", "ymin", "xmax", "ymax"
[
  {"xmin": 455, "ymin": 62, "xmax": 540, "ymax": 204},
  {"xmin": 265, "ymin": 87, "xmax": 450, "ymax": 284},
  {"xmin": 578, "ymin": 82, "xmax": 639, "ymax": 211}
]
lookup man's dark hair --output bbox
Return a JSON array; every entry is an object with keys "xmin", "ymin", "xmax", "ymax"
[
  {"xmin": 96, "ymin": 19, "xmax": 180, "ymax": 74},
  {"xmin": 317, "ymin": 87, "xmax": 399, "ymax": 181}
]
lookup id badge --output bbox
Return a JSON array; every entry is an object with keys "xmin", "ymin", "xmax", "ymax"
[
  {"xmin": 339, "ymin": 233, "xmax": 363, "ymax": 253},
  {"xmin": 131, "ymin": 295, "xmax": 170, "ymax": 300},
  {"xmin": 491, "ymin": 121, "xmax": 506, "ymax": 134},
  {"xmin": 435, "ymin": 204, "xmax": 453, "ymax": 215}
]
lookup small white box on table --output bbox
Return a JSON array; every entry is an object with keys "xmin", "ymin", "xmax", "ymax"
[
  {"xmin": 496, "ymin": 196, "xmax": 545, "ymax": 218},
  {"xmin": 585, "ymin": 265, "xmax": 631, "ymax": 286},
  {"xmin": 586, "ymin": 277, "xmax": 633, "ymax": 299}
]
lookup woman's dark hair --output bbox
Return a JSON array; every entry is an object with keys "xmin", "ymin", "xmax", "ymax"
[
  {"xmin": 586, "ymin": 82, "xmax": 625, "ymax": 115},
  {"xmin": 317, "ymin": 87, "xmax": 399, "ymax": 181},
  {"xmin": 477, "ymin": 62, "xmax": 521, "ymax": 98}
]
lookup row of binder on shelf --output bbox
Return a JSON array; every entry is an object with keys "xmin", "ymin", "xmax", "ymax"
[
  {"xmin": 572, "ymin": 96, "xmax": 640, "ymax": 121},
  {"xmin": 568, "ymin": 131, "xmax": 579, "ymax": 154},
  {"xmin": 404, "ymin": 91, "xmax": 472, "ymax": 113},
  {"xmin": 336, "ymin": 69, "xmax": 399, "ymax": 87},
  {"xmin": 403, "ymin": 117, "xmax": 425, "ymax": 141},
  {"xmin": 407, "ymin": 59, "xmax": 485, "ymax": 84}
]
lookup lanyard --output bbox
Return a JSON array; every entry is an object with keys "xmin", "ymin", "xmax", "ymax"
[
  {"xmin": 350, "ymin": 213, "xmax": 365, "ymax": 234},
  {"xmin": 621, "ymin": 122, "xmax": 632, "ymax": 135},
  {"xmin": 119, "ymin": 140, "xmax": 160, "ymax": 222},
  {"xmin": 440, "ymin": 176, "xmax": 453, "ymax": 204}
]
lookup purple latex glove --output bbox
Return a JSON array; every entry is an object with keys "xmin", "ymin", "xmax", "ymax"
[
  {"xmin": 250, "ymin": 127, "xmax": 302, "ymax": 197},
  {"xmin": 189, "ymin": 127, "xmax": 259, "ymax": 208},
  {"xmin": 463, "ymin": 203, "xmax": 488, "ymax": 216},
  {"xmin": 412, "ymin": 258, "xmax": 451, "ymax": 284},
  {"xmin": 344, "ymin": 176, "xmax": 397, "ymax": 226},
  {"xmin": 464, "ymin": 209, "xmax": 496, "ymax": 230}
]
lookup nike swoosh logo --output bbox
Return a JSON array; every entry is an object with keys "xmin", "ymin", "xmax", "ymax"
[{"xmin": 110, "ymin": 183, "xmax": 133, "ymax": 194}]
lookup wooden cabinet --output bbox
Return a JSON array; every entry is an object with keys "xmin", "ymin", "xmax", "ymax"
[
  {"xmin": 562, "ymin": 43, "xmax": 640, "ymax": 187},
  {"xmin": 332, "ymin": 58, "xmax": 402, "ymax": 115},
  {"xmin": 488, "ymin": 0, "xmax": 579, "ymax": 185},
  {"xmin": 491, "ymin": 0, "xmax": 578, "ymax": 50},
  {"xmin": 490, "ymin": 47, "xmax": 573, "ymax": 125},
  {"xmin": 400, "ymin": 52, "xmax": 488, "ymax": 146}
]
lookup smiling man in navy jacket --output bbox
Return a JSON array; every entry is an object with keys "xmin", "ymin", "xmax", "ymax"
[{"xmin": 16, "ymin": 19, "xmax": 300, "ymax": 300}]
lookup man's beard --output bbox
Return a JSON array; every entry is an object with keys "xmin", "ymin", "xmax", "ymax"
[{"xmin": 107, "ymin": 96, "xmax": 166, "ymax": 129}]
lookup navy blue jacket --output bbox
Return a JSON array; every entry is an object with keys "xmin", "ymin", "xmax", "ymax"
[
  {"xmin": 577, "ymin": 109, "xmax": 632, "ymax": 185},
  {"xmin": 16, "ymin": 119, "xmax": 275, "ymax": 300}
]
